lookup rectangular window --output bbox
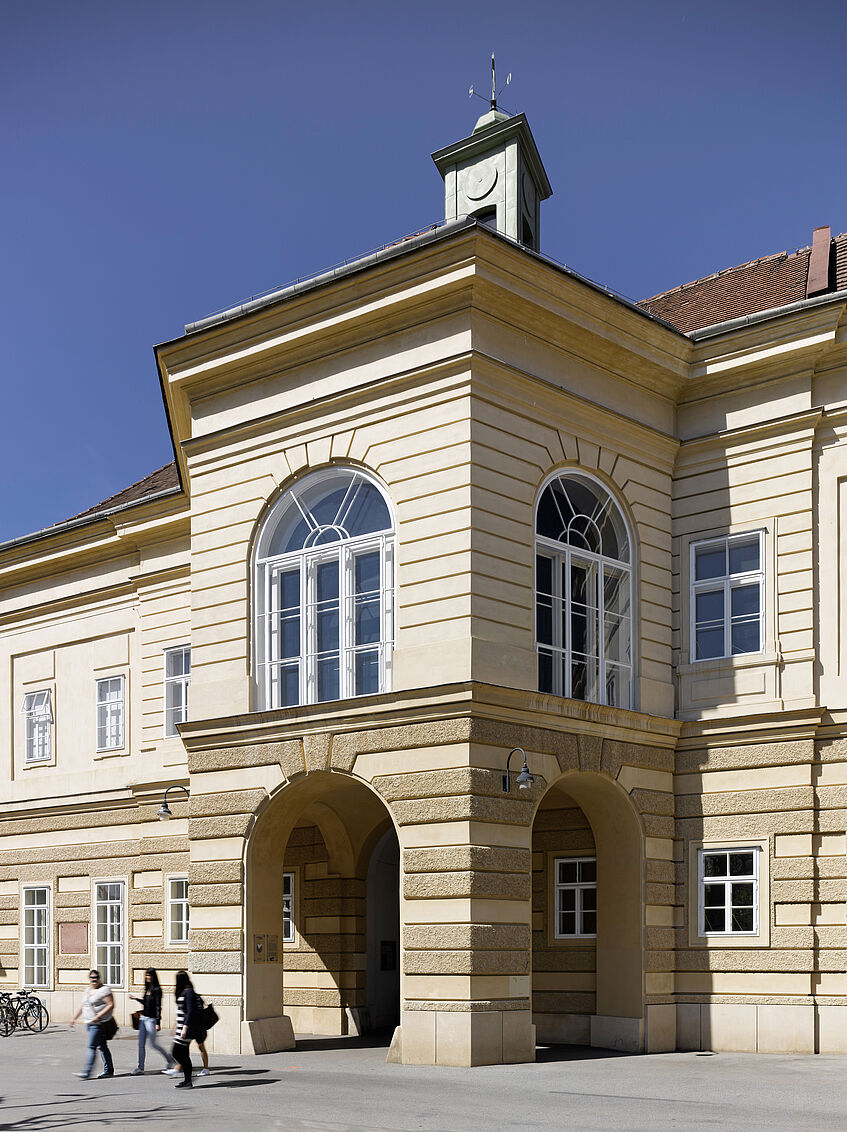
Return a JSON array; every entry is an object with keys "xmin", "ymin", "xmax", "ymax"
[
  {"xmin": 282, "ymin": 871, "xmax": 294, "ymax": 943},
  {"xmin": 23, "ymin": 887, "xmax": 50, "ymax": 987},
  {"xmin": 698, "ymin": 848, "xmax": 759, "ymax": 936},
  {"xmin": 554, "ymin": 856, "xmax": 597, "ymax": 938},
  {"xmin": 168, "ymin": 877, "xmax": 189, "ymax": 945},
  {"xmin": 94, "ymin": 881, "xmax": 124, "ymax": 986},
  {"xmin": 96, "ymin": 676, "xmax": 125, "ymax": 751},
  {"xmin": 21, "ymin": 690, "xmax": 53, "ymax": 763},
  {"xmin": 691, "ymin": 532, "xmax": 764, "ymax": 661},
  {"xmin": 164, "ymin": 646, "xmax": 191, "ymax": 737}
]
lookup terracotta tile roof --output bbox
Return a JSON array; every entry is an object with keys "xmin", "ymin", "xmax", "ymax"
[
  {"xmin": 638, "ymin": 232, "xmax": 847, "ymax": 333},
  {"xmin": 66, "ymin": 462, "xmax": 181, "ymax": 523}
]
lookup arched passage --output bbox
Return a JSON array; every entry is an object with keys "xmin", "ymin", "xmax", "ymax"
[
  {"xmin": 244, "ymin": 771, "xmax": 400, "ymax": 1049},
  {"xmin": 531, "ymin": 770, "xmax": 644, "ymax": 1051}
]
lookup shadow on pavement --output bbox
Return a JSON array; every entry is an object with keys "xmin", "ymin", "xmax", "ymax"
[
  {"xmin": 292, "ymin": 1031, "xmax": 393, "ymax": 1053},
  {"xmin": 0, "ymin": 1098, "xmax": 177, "ymax": 1130},
  {"xmin": 535, "ymin": 1044, "xmax": 630, "ymax": 1064}
]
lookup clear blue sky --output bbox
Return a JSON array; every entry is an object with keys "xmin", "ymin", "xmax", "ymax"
[{"xmin": 3, "ymin": 0, "xmax": 846, "ymax": 541}]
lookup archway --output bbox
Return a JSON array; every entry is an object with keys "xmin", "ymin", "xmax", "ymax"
[
  {"xmin": 244, "ymin": 771, "xmax": 400, "ymax": 1050},
  {"xmin": 531, "ymin": 771, "xmax": 644, "ymax": 1052}
]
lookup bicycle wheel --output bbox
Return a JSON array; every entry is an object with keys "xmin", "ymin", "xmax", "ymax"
[
  {"xmin": 0, "ymin": 1005, "xmax": 13, "ymax": 1037},
  {"xmin": 23, "ymin": 1000, "xmax": 48, "ymax": 1032}
]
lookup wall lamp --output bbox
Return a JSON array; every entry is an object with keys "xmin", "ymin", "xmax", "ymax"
[
  {"xmin": 157, "ymin": 784, "xmax": 190, "ymax": 820},
  {"xmin": 503, "ymin": 747, "xmax": 534, "ymax": 793}
]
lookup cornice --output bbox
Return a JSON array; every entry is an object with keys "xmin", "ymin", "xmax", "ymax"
[
  {"xmin": 676, "ymin": 407, "xmax": 824, "ymax": 461},
  {"xmin": 0, "ymin": 495, "xmax": 189, "ymax": 591},
  {"xmin": 178, "ymin": 680, "xmax": 681, "ymax": 752},
  {"xmin": 677, "ymin": 706, "xmax": 824, "ymax": 749}
]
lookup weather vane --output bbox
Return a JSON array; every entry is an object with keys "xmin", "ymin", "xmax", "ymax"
[{"xmin": 468, "ymin": 53, "xmax": 511, "ymax": 113}]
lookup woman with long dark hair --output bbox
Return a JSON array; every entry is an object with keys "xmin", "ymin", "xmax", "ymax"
[
  {"xmin": 171, "ymin": 969, "xmax": 201, "ymax": 1088},
  {"xmin": 130, "ymin": 968, "xmax": 174, "ymax": 1074}
]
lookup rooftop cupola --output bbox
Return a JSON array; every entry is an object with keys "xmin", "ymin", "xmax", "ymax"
[{"xmin": 431, "ymin": 70, "xmax": 552, "ymax": 252}]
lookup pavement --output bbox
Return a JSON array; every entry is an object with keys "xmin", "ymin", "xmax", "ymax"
[{"xmin": 2, "ymin": 1025, "xmax": 847, "ymax": 1131}]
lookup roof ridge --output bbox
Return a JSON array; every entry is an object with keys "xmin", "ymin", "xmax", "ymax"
[{"xmin": 641, "ymin": 245, "xmax": 810, "ymax": 306}]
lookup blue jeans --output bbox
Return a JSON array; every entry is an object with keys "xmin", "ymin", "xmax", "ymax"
[
  {"xmin": 137, "ymin": 1015, "xmax": 172, "ymax": 1069},
  {"xmin": 83, "ymin": 1022, "xmax": 114, "ymax": 1077}
]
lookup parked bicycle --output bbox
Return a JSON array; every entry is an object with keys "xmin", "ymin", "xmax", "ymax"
[{"xmin": 0, "ymin": 989, "xmax": 49, "ymax": 1035}]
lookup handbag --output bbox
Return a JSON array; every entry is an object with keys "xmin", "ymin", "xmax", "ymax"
[
  {"xmin": 203, "ymin": 1003, "xmax": 219, "ymax": 1030},
  {"xmin": 99, "ymin": 1016, "xmax": 118, "ymax": 1041},
  {"xmin": 131, "ymin": 1010, "xmax": 141, "ymax": 1031}
]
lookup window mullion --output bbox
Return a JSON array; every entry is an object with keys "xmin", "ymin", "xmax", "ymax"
[
  {"xmin": 563, "ymin": 550, "xmax": 571, "ymax": 699},
  {"xmin": 303, "ymin": 554, "xmax": 313, "ymax": 705},
  {"xmin": 598, "ymin": 560, "xmax": 606, "ymax": 705},
  {"xmin": 264, "ymin": 562, "xmax": 272, "ymax": 708},
  {"xmin": 342, "ymin": 545, "xmax": 352, "ymax": 699}
]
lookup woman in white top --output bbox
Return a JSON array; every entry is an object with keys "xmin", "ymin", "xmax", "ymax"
[{"xmin": 70, "ymin": 970, "xmax": 115, "ymax": 1079}]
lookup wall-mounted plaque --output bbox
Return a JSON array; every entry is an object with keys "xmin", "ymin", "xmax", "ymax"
[
  {"xmin": 266, "ymin": 934, "xmax": 279, "ymax": 963},
  {"xmin": 253, "ymin": 933, "xmax": 266, "ymax": 962},
  {"xmin": 59, "ymin": 923, "xmax": 88, "ymax": 954}
]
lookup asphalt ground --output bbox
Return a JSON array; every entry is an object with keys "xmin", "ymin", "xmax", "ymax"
[{"xmin": 1, "ymin": 1025, "xmax": 847, "ymax": 1131}]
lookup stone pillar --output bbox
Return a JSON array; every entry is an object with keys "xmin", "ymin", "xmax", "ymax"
[{"xmin": 385, "ymin": 765, "xmax": 535, "ymax": 1067}]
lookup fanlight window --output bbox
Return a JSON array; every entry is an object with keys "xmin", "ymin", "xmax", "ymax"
[
  {"xmin": 535, "ymin": 473, "xmax": 632, "ymax": 708},
  {"xmin": 254, "ymin": 468, "xmax": 394, "ymax": 709}
]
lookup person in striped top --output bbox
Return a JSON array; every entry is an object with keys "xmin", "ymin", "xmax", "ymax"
[{"xmin": 171, "ymin": 970, "xmax": 203, "ymax": 1088}]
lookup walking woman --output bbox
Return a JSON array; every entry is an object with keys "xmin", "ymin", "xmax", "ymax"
[
  {"xmin": 69, "ymin": 970, "xmax": 115, "ymax": 1079},
  {"xmin": 130, "ymin": 968, "xmax": 174, "ymax": 1074},
  {"xmin": 171, "ymin": 969, "xmax": 200, "ymax": 1088}
]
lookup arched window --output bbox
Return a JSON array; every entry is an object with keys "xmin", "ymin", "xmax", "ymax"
[
  {"xmin": 535, "ymin": 472, "xmax": 632, "ymax": 709},
  {"xmin": 254, "ymin": 467, "xmax": 395, "ymax": 709}
]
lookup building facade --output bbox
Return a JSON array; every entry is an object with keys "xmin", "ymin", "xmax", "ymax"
[{"xmin": 2, "ymin": 108, "xmax": 847, "ymax": 1065}]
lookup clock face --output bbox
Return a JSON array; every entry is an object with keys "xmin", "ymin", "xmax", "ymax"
[{"xmin": 464, "ymin": 160, "xmax": 498, "ymax": 202}]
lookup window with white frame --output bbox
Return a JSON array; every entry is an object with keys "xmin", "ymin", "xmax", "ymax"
[
  {"xmin": 23, "ymin": 887, "xmax": 50, "ymax": 987},
  {"xmin": 254, "ymin": 468, "xmax": 395, "ymax": 709},
  {"xmin": 536, "ymin": 473, "xmax": 632, "ymax": 708},
  {"xmin": 554, "ymin": 856, "xmax": 597, "ymax": 938},
  {"xmin": 94, "ymin": 881, "xmax": 124, "ymax": 986},
  {"xmin": 96, "ymin": 676, "xmax": 125, "ymax": 751},
  {"xmin": 21, "ymin": 690, "xmax": 53, "ymax": 763},
  {"xmin": 282, "ymin": 871, "xmax": 295, "ymax": 943},
  {"xmin": 168, "ymin": 877, "xmax": 189, "ymax": 945},
  {"xmin": 691, "ymin": 532, "xmax": 764, "ymax": 662},
  {"xmin": 164, "ymin": 646, "xmax": 190, "ymax": 737},
  {"xmin": 698, "ymin": 848, "xmax": 759, "ymax": 935}
]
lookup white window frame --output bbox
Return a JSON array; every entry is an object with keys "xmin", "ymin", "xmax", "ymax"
[
  {"xmin": 553, "ymin": 855, "xmax": 597, "ymax": 939},
  {"xmin": 22, "ymin": 885, "xmax": 51, "ymax": 989},
  {"xmin": 697, "ymin": 846, "xmax": 760, "ymax": 938},
  {"xmin": 163, "ymin": 645, "xmax": 191, "ymax": 738},
  {"xmin": 93, "ymin": 879, "xmax": 125, "ymax": 987},
  {"xmin": 534, "ymin": 471, "xmax": 633, "ymax": 709},
  {"xmin": 96, "ymin": 675, "xmax": 125, "ymax": 752},
  {"xmin": 255, "ymin": 469, "xmax": 396, "ymax": 711},
  {"xmin": 21, "ymin": 689, "xmax": 53, "ymax": 763},
  {"xmin": 282, "ymin": 870, "xmax": 295, "ymax": 944},
  {"xmin": 690, "ymin": 530, "xmax": 765, "ymax": 663},
  {"xmin": 167, "ymin": 876, "xmax": 189, "ymax": 946}
]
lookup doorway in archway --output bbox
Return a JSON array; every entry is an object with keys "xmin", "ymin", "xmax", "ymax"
[{"xmin": 365, "ymin": 826, "xmax": 400, "ymax": 1033}]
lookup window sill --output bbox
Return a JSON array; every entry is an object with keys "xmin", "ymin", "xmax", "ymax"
[
  {"xmin": 22, "ymin": 758, "xmax": 55, "ymax": 770},
  {"xmin": 677, "ymin": 650, "xmax": 777, "ymax": 676},
  {"xmin": 93, "ymin": 748, "xmax": 129, "ymax": 761}
]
